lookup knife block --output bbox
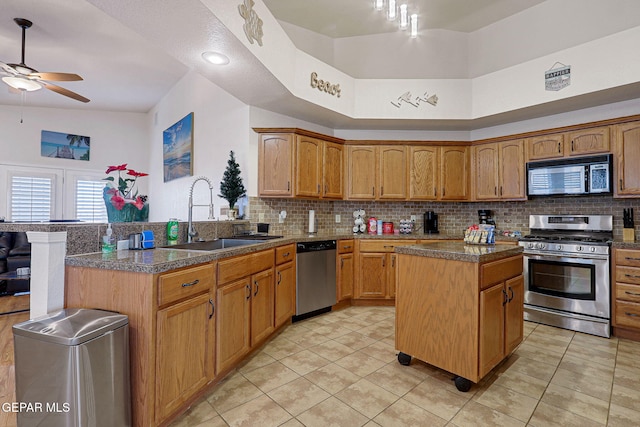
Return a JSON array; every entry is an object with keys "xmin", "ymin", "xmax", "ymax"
[{"xmin": 623, "ymin": 228, "xmax": 635, "ymax": 242}]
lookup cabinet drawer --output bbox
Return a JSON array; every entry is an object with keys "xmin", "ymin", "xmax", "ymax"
[
  {"xmin": 616, "ymin": 266, "xmax": 640, "ymax": 285},
  {"xmin": 359, "ymin": 240, "xmax": 416, "ymax": 252},
  {"xmin": 615, "ymin": 300, "xmax": 640, "ymax": 329},
  {"xmin": 338, "ymin": 239, "xmax": 354, "ymax": 254},
  {"xmin": 275, "ymin": 244, "xmax": 295, "ymax": 265},
  {"xmin": 616, "ymin": 283, "xmax": 640, "ymax": 303},
  {"xmin": 218, "ymin": 249, "xmax": 274, "ymax": 285},
  {"xmin": 616, "ymin": 249, "xmax": 640, "ymax": 267},
  {"xmin": 158, "ymin": 263, "xmax": 215, "ymax": 306},
  {"xmin": 480, "ymin": 255, "xmax": 523, "ymax": 289}
]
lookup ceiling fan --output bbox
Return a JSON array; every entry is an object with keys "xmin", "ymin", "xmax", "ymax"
[{"xmin": 0, "ymin": 18, "xmax": 90, "ymax": 103}]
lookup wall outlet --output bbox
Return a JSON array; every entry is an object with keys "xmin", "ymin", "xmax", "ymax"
[
  {"xmin": 258, "ymin": 213, "xmax": 265, "ymax": 222},
  {"xmin": 410, "ymin": 215, "xmax": 417, "ymax": 222},
  {"xmin": 335, "ymin": 214, "xmax": 341, "ymax": 223},
  {"xmin": 279, "ymin": 213, "xmax": 285, "ymax": 223}
]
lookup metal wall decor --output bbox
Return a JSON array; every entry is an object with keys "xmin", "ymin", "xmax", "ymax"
[
  {"xmin": 310, "ymin": 72, "xmax": 341, "ymax": 97},
  {"xmin": 545, "ymin": 62, "xmax": 571, "ymax": 91},
  {"xmin": 238, "ymin": 0, "xmax": 264, "ymax": 46},
  {"xmin": 391, "ymin": 91, "xmax": 438, "ymax": 108}
]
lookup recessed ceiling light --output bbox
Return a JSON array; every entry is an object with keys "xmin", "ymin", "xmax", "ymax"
[{"xmin": 202, "ymin": 51, "xmax": 230, "ymax": 65}]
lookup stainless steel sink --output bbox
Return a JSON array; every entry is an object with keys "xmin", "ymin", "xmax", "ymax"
[{"xmin": 163, "ymin": 239, "xmax": 260, "ymax": 251}]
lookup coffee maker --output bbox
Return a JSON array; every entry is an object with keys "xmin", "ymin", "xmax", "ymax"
[
  {"xmin": 423, "ymin": 211, "xmax": 439, "ymax": 234},
  {"xmin": 478, "ymin": 209, "xmax": 495, "ymax": 226}
]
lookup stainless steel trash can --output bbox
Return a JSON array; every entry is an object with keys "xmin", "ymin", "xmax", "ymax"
[{"xmin": 12, "ymin": 308, "xmax": 131, "ymax": 427}]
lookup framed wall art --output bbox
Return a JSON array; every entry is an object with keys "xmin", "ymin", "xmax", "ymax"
[
  {"xmin": 163, "ymin": 112, "xmax": 194, "ymax": 182},
  {"xmin": 40, "ymin": 130, "xmax": 90, "ymax": 161}
]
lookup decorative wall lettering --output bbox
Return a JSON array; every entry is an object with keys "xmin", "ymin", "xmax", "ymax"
[
  {"xmin": 238, "ymin": 0, "xmax": 264, "ymax": 46},
  {"xmin": 310, "ymin": 72, "xmax": 341, "ymax": 97},
  {"xmin": 391, "ymin": 91, "xmax": 438, "ymax": 108},
  {"xmin": 545, "ymin": 62, "xmax": 571, "ymax": 91}
]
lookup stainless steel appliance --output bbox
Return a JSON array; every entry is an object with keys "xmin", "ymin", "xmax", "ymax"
[
  {"xmin": 294, "ymin": 240, "xmax": 336, "ymax": 321},
  {"xmin": 423, "ymin": 211, "xmax": 439, "ymax": 234},
  {"xmin": 526, "ymin": 154, "xmax": 612, "ymax": 196},
  {"xmin": 518, "ymin": 214, "xmax": 612, "ymax": 337}
]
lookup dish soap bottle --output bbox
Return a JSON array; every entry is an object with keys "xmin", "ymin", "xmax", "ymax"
[{"xmin": 102, "ymin": 223, "xmax": 116, "ymax": 253}]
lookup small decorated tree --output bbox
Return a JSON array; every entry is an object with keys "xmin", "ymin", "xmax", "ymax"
[{"xmin": 218, "ymin": 150, "xmax": 246, "ymax": 219}]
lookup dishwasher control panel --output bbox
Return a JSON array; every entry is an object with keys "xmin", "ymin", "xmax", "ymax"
[{"xmin": 296, "ymin": 240, "xmax": 337, "ymax": 253}]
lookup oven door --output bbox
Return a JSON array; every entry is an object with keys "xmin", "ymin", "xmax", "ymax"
[{"xmin": 523, "ymin": 251, "xmax": 610, "ymax": 319}]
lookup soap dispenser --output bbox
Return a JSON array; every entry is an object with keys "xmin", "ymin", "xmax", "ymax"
[{"xmin": 102, "ymin": 223, "xmax": 116, "ymax": 253}]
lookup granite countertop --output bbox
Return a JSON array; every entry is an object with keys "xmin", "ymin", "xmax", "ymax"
[
  {"xmin": 65, "ymin": 232, "xmax": 519, "ymax": 274},
  {"xmin": 395, "ymin": 241, "xmax": 523, "ymax": 263},
  {"xmin": 611, "ymin": 240, "xmax": 640, "ymax": 249}
]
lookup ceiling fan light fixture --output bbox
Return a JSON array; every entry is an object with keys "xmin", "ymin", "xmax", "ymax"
[
  {"xmin": 202, "ymin": 51, "xmax": 230, "ymax": 65},
  {"xmin": 2, "ymin": 76, "xmax": 41, "ymax": 91}
]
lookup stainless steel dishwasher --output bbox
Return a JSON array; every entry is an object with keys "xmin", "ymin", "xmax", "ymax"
[{"xmin": 295, "ymin": 240, "xmax": 337, "ymax": 321}]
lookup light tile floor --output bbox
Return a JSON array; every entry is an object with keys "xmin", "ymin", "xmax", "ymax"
[{"xmin": 170, "ymin": 306, "xmax": 640, "ymax": 427}]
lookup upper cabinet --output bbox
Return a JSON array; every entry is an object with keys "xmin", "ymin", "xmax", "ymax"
[
  {"xmin": 258, "ymin": 131, "xmax": 343, "ymax": 199},
  {"xmin": 440, "ymin": 146, "xmax": 470, "ymax": 200},
  {"xmin": 474, "ymin": 140, "xmax": 526, "ymax": 201},
  {"xmin": 528, "ymin": 126, "xmax": 610, "ymax": 161},
  {"xmin": 614, "ymin": 121, "xmax": 640, "ymax": 197},
  {"xmin": 408, "ymin": 146, "xmax": 439, "ymax": 200},
  {"xmin": 346, "ymin": 145, "xmax": 377, "ymax": 199},
  {"xmin": 346, "ymin": 145, "xmax": 407, "ymax": 200}
]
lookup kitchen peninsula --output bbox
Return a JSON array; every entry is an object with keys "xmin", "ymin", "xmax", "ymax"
[{"xmin": 394, "ymin": 241, "xmax": 523, "ymax": 392}]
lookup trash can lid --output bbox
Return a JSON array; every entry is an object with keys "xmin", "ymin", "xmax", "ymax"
[{"xmin": 12, "ymin": 308, "xmax": 128, "ymax": 346}]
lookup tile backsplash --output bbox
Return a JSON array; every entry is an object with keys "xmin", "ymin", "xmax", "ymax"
[{"xmin": 249, "ymin": 196, "xmax": 640, "ymax": 240}]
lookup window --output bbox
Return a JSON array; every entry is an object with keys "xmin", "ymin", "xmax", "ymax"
[
  {"xmin": 75, "ymin": 179, "xmax": 107, "ymax": 222},
  {"xmin": 10, "ymin": 175, "xmax": 53, "ymax": 222}
]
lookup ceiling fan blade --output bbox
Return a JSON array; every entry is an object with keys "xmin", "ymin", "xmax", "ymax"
[
  {"xmin": 0, "ymin": 61, "xmax": 18, "ymax": 76},
  {"xmin": 41, "ymin": 81, "xmax": 90, "ymax": 103},
  {"xmin": 30, "ymin": 72, "xmax": 83, "ymax": 82}
]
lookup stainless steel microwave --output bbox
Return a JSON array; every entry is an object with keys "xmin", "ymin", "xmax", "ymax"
[{"xmin": 526, "ymin": 154, "xmax": 612, "ymax": 196}]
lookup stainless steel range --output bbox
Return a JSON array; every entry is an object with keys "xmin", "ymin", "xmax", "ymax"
[{"xmin": 518, "ymin": 215, "xmax": 613, "ymax": 338}]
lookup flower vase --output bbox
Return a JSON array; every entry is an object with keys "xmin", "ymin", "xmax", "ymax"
[{"xmin": 103, "ymin": 192, "xmax": 137, "ymax": 223}]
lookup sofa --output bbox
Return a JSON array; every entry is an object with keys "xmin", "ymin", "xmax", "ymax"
[{"xmin": 0, "ymin": 232, "xmax": 31, "ymax": 295}]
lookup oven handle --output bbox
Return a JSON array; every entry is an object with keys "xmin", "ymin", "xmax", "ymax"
[{"xmin": 523, "ymin": 251, "xmax": 609, "ymax": 260}]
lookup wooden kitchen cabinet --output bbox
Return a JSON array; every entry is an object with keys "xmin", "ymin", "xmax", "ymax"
[
  {"xmin": 528, "ymin": 127, "xmax": 610, "ymax": 161},
  {"xmin": 215, "ymin": 277, "xmax": 251, "ymax": 374},
  {"xmin": 408, "ymin": 146, "xmax": 439, "ymax": 200},
  {"xmin": 346, "ymin": 145, "xmax": 377, "ymax": 199},
  {"xmin": 337, "ymin": 239, "xmax": 354, "ymax": 301},
  {"xmin": 257, "ymin": 130, "xmax": 344, "ymax": 199},
  {"xmin": 251, "ymin": 268, "xmax": 275, "ymax": 344},
  {"xmin": 528, "ymin": 133, "xmax": 564, "ymax": 160},
  {"xmin": 274, "ymin": 244, "xmax": 296, "ymax": 328},
  {"xmin": 355, "ymin": 240, "xmax": 416, "ymax": 300},
  {"xmin": 612, "ymin": 248, "xmax": 640, "ymax": 339},
  {"xmin": 474, "ymin": 140, "xmax": 525, "ymax": 200},
  {"xmin": 346, "ymin": 145, "xmax": 406, "ymax": 200},
  {"xmin": 65, "ymin": 262, "xmax": 216, "ymax": 427},
  {"xmin": 440, "ymin": 146, "xmax": 470, "ymax": 200},
  {"xmin": 379, "ymin": 146, "xmax": 407, "ymax": 199},
  {"xmin": 613, "ymin": 121, "xmax": 640, "ymax": 197}
]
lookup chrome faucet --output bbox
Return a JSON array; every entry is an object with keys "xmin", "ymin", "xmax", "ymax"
[{"xmin": 187, "ymin": 176, "xmax": 215, "ymax": 243}]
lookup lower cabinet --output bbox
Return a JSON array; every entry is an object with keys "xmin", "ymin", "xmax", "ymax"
[
  {"xmin": 612, "ymin": 248, "xmax": 640, "ymax": 338},
  {"xmin": 216, "ymin": 278, "xmax": 252, "ymax": 373},
  {"xmin": 355, "ymin": 240, "xmax": 416, "ymax": 300},
  {"xmin": 275, "ymin": 244, "xmax": 296, "ymax": 328}
]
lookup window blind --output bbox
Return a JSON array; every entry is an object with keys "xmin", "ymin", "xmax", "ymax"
[
  {"xmin": 76, "ymin": 180, "xmax": 108, "ymax": 222},
  {"xmin": 10, "ymin": 176, "xmax": 52, "ymax": 221}
]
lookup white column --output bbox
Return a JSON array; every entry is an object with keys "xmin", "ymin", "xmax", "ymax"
[{"xmin": 26, "ymin": 231, "xmax": 67, "ymax": 319}]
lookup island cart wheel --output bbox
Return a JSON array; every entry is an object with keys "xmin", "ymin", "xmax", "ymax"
[
  {"xmin": 453, "ymin": 376, "xmax": 472, "ymax": 392},
  {"xmin": 397, "ymin": 352, "xmax": 412, "ymax": 366}
]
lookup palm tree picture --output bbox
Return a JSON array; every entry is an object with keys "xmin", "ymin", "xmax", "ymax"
[{"xmin": 40, "ymin": 130, "xmax": 91, "ymax": 161}]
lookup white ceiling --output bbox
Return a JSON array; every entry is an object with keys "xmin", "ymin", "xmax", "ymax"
[{"xmin": 0, "ymin": 0, "xmax": 636, "ymax": 131}]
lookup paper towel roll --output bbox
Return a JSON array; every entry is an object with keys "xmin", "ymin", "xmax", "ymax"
[{"xmin": 309, "ymin": 210, "xmax": 316, "ymax": 233}]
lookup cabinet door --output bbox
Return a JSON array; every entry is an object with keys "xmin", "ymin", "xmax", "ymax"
[
  {"xmin": 275, "ymin": 262, "xmax": 295, "ymax": 328},
  {"xmin": 440, "ymin": 146, "xmax": 469, "ymax": 200},
  {"xmin": 251, "ymin": 269, "xmax": 275, "ymax": 345},
  {"xmin": 323, "ymin": 141, "xmax": 344, "ymax": 199},
  {"xmin": 408, "ymin": 146, "xmax": 439, "ymax": 200},
  {"xmin": 614, "ymin": 121, "xmax": 640, "ymax": 196},
  {"xmin": 357, "ymin": 253, "xmax": 386, "ymax": 298},
  {"xmin": 347, "ymin": 146, "xmax": 377, "ymax": 199},
  {"xmin": 216, "ymin": 278, "xmax": 251, "ymax": 373},
  {"xmin": 259, "ymin": 134, "xmax": 294, "ymax": 197},
  {"xmin": 528, "ymin": 134, "xmax": 564, "ymax": 160},
  {"xmin": 474, "ymin": 143, "xmax": 499, "ymax": 200},
  {"xmin": 479, "ymin": 282, "xmax": 506, "ymax": 378},
  {"xmin": 156, "ymin": 293, "xmax": 215, "ymax": 422},
  {"xmin": 498, "ymin": 140, "xmax": 526, "ymax": 200},
  {"xmin": 567, "ymin": 127, "xmax": 610, "ymax": 156},
  {"xmin": 296, "ymin": 135, "xmax": 322, "ymax": 197},
  {"xmin": 505, "ymin": 275, "xmax": 524, "ymax": 354},
  {"xmin": 337, "ymin": 253, "xmax": 354, "ymax": 301},
  {"xmin": 378, "ymin": 146, "xmax": 406, "ymax": 199},
  {"xmin": 388, "ymin": 254, "xmax": 397, "ymax": 298}
]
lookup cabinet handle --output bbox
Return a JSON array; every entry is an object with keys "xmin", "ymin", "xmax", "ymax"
[
  {"xmin": 434, "ymin": 187, "xmax": 437, "ymax": 197},
  {"xmin": 277, "ymin": 271, "xmax": 282, "ymax": 285},
  {"xmin": 209, "ymin": 299, "xmax": 215, "ymax": 319},
  {"xmin": 625, "ymin": 274, "xmax": 640, "ymax": 279},
  {"xmin": 620, "ymin": 178, "xmax": 624, "ymax": 191},
  {"xmin": 372, "ymin": 186, "xmax": 375, "ymax": 196},
  {"xmin": 442, "ymin": 187, "xmax": 445, "ymax": 197},
  {"xmin": 391, "ymin": 255, "xmax": 395, "ymax": 268},
  {"xmin": 625, "ymin": 312, "xmax": 640, "ymax": 318},
  {"xmin": 246, "ymin": 284, "xmax": 251, "ymax": 300},
  {"xmin": 325, "ymin": 184, "xmax": 328, "ymax": 193},
  {"xmin": 282, "ymin": 252, "xmax": 290, "ymax": 258},
  {"xmin": 625, "ymin": 291, "xmax": 640, "ymax": 296},
  {"xmin": 571, "ymin": 140, "xmax": 574, "ymax": 151},
  {"xmin": 382, "ymin": 258, "xmax": 385, "ymax": 267},
  {"xmin": 381, "ymin": 186, "xmax": 384, "ymax": 196},
  {"xmin": 494, "ymin": 186, "xmax": 497, "ymax": 196},
  {"xmin": 254, "ymin": 281, "xmax": 259, "ymax": 296},
  {"xmin": 557, "ymin": 142, "xmax": 561, "ymax": 153},
  {"xmin": 500, "ymin": 186, "xmax": 503, "ymax": 196},
  {"xmin": 508, "ymin": 287, "xmax": 514, "ymax": 302},
  {"xmin": 287, "ymin": 181, "xmax": 291, "ymax": 192},
  {"xmin": 502, "ymin": 289, "xmax": 508, "ymax": 306},
  {"xmin": 181, "ymin": 279, "xmax": 200, "ymax": 288},
  {"xmin": 340, "ymin": 258, "xmax": 344, "ymax": 268},
  {"xmin": 383, "ymin": 245, "xmax": 395, "ymax": 249},
  {"xmin": 317, "ymin": 184, "xmax": 321, "ymax": 194},
  {"xmin": 342, "ymin": 245, "xmax": 352, "ymax": 250},
  {"xmin": 625, "ymin": 257, "xmax": 640, "ymax": 261}
]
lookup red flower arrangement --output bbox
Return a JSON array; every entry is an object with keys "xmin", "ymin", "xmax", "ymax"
[{"xmin": 104, "ymin": 164, "xmax": 148, "ymax": 211}]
